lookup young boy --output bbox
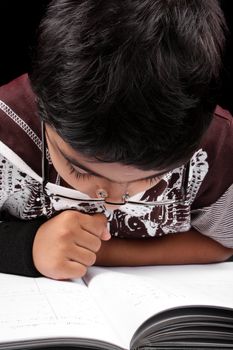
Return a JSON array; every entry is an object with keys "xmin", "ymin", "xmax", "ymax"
[{"xmin": 0, "ymin": 0, "xmax": 232, "ymax": 280}]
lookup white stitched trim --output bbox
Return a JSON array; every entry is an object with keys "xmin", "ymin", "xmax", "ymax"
[
  {"xmin": 0, "ymin": 99, "xmax": 51, "ymax": 162},
  {"xmin": 0, "ymin": 99, "xmax": 42, "ymax": 149}
]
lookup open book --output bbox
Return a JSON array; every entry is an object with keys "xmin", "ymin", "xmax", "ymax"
[{"xmin": 0, "ymin": 262, "xmax": 233, "ymax": 349}]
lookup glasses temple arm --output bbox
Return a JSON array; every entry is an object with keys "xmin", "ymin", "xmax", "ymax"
[{"xmin": 41, "ymin": 120, "xmax": 49, "ymax": 191}]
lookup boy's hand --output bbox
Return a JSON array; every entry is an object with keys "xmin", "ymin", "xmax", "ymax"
[{"xmin": 32, "ymin": 210, "xmax": 110, "ymax": 280}]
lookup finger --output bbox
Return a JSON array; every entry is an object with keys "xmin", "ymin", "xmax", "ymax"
[
  {"xmin": 59, "ymin": 211, "xmax": 110, "ymax": 240},
  {"xmin": 52, "ymin": 260, "xmax": 88, "ymax": 280},
  {"xmin": 73, "ymin": 230, "xmax": 102, "ymax": 253},
  {"xmin": 78, "ymin": 213, "xmax": 109, "ymax": 238},
  {"xmin": 67, "ymin": 245, "xmax": 97, "ymax": 267}
]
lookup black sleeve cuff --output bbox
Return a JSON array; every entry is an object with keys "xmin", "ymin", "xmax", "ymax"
[{"xmin": 0, "ymin": 219, "xmax": 46, "ymax": 277}]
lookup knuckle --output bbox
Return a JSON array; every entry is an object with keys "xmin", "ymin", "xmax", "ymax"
[
  {"xmin": 95, "ymin": 213, "xmax": 107, "ymax": 225},
  {"xmin": 60, "ymin": 210, "xmax": 73, "ymax": 220},
  {"xmin": 60, "ymin": 210, "xmax": 79, "ymax": 222},
  {"xmin": 54, "ymin": 231, "xmax": 72, "ymax": 246},
  {"xmin": 86, "ymin": 251, "xmax": 96, "ymax": 266},
  {"xmin": 78, "ymin": 264, "xmax": 88, "ymax": 277},
  {"xmin": 58, "ymin": 229, "xmax": 72, "ymax": 241},
  {"xmin": 92, "ymin": 237, "xmax": 101, "ymax": 252}
]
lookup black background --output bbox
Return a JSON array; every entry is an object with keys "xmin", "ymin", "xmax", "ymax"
[{"xmin": 0, "ymin": 1, "xmax": 48, "ymax": 85}]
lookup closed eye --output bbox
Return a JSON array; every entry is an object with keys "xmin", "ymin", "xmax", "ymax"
[
  {"xmin": 68, "ymin": 163, "xmax": 93, "ymax": 181},
  {"xmin": 68, "ymin": 161, "xmax": 165, "ymax": 184},
  {"xmin": 144, "ymin": 174, "xmax": 164, "ymax": 185}
]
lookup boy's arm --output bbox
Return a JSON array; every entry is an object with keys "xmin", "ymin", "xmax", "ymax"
[
  {"xmin": 95, "ymin": 228, "xmax": 233, "ymax": 266},
  {"xmin": 0, "ymin": 220, "xmax": 44, "ymax": 276}
]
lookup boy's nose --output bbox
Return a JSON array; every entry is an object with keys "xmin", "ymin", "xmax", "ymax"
[{"xmin": 97, "ymin": 182, "xmax": 129, "ymax": 210}]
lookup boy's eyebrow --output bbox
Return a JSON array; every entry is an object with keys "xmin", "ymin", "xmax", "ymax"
[{"xmin": 58, "ymin": 147, "xmax": 169, "ymax": 183}]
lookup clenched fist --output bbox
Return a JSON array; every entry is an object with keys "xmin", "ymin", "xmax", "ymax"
[{"xmin": 32, "ymin": 210, "xmax": 110, "ymax": 280}]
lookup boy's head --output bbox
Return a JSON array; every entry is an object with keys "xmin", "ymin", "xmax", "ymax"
[{"xmin": 30, "ymin": 0, "xmax": 226, "ymax": 172}]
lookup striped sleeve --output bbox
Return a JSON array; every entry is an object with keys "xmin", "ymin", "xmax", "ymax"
[{"xmin": 191, "ymin": 184, "xmax": 233, "ymax": 248}]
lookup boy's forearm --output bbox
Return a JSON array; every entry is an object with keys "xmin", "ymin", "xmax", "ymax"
[
  {"xmin": 0, "ymin": 220, "xmax": 44, "ymax": 277},
  {"xmin": 95, "ymin": 229, "xmax": 233, "ymax": 266}
]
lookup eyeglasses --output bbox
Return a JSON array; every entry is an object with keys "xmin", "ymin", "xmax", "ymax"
[{"xmin": 41, "ymin": 121, "xmax": 190, "ymax": 207}]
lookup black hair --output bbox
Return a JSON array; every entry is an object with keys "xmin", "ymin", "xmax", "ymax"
[{"xmin": 30, "ymin": 0, "xmax": 226, "ymax": 170}]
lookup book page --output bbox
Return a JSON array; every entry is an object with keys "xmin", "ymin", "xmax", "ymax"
[
  {"xmin": 0, "ymin": 273, "xmax": 122, "ymax": 348},
  {"xmin": 83, "ymin": 262, "xmax": 233, "ymax": 348}
]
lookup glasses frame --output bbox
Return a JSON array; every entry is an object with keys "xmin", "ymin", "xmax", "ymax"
[{"xmin": 41, "ymin": 121, "xmax": 190, "ymax": 207}]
